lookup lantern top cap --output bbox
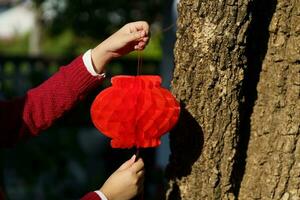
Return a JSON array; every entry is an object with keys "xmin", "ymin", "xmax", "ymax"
[{"xmin": 111, "ymin": 75, "xmax": 162, "ymax": 88}]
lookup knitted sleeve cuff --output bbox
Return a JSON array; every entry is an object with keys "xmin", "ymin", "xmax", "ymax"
[
  {"xmin": 83, "ymin": 49, "xmax": 106, "ymax": 78},
  {"xmin": 80, "ymin": 191, "xmax": 102, "ymax": 200},
  {"xmin": 94, "ymin": 190, "xmax": 108, "ymax": 200}
]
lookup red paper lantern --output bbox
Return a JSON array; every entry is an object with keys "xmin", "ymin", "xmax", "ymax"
[{"xmin": 90, "ymin": 75, "xmax": 180, "ymax": 148}]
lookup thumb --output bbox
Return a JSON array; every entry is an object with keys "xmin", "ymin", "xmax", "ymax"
[{"xmin": 117, "ymin": 155, "xmax": 136, "ymax": 171}]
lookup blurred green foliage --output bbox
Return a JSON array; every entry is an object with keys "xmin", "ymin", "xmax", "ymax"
[
  {"xmin": 0, "ymin": 29, "xmax": 162, "ymax": 59},
  {"xmin": 0, "ymin": 34, "xmax": 30, "ymax": 55},
  {"xmin": 0, "ymin": 0, "xmax": 163, "ymax": 59}
]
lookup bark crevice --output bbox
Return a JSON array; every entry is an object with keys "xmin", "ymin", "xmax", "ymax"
[{"xmin": 231, "ymin": 0, "xmax": 278, "ymax": 197}]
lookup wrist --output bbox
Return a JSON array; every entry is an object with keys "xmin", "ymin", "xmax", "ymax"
[
  {"xmin": 91, "ymin": 45, "xmax": 113, "ymax": 74},
  {"xmin": 99, "ymin": 187, "xmax": 112, "ymax": 200}
]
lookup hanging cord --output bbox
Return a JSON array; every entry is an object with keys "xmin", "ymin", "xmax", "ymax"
[
  {"xmin": 137, "ymin": 50, "xmax": 142, "ymax": 75},
  {"xmin": 135, "ymin": 50, "xmax": 143, "ymax": 200},
  {"xmin": 160, "ymin": 22, "xmax": 176, "ymax": 33},
  {"xmin": 135, "ymin": 50, "xmax": 142, "ymax": 158},
  {"xmin": 134, "ymin": 55, "xmax": 142, "ymax": 198},
  {"xmin": 136, "ymin": 22, "xmax": 175, "ymax": 76},
  {"xmin": 135, "ymin": 23, "xmax": 175, "ymax": 76}
]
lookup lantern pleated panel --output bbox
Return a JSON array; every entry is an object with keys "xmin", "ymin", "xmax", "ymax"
[{"xmin": 90, "ymin": 75, "xmax": 180, "ymax": 148}]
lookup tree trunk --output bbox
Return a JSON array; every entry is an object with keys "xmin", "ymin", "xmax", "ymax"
[
  {"xmin": 166, "ymin": 0, "xmax": 299, "ymax": 199},
  {"xmin": 239, "ymin": 0, "xmax": 300, "ymax": 199},
  {"xmin": 166, "ymin": 0, "xmax": 251, "ymax": 199}
]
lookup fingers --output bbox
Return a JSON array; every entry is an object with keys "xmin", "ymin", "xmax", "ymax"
[
  {"xmin": 130, "ymin": 158, "xmax": 144, "ymax": 173},
  {"xmin": 137, "ymin": 169, "xmax": 144, "ymax": 178},
  {"xmin": 118, "ymin": 155, "xmax": 136, "ymax": 171},
  {"xmin": 125, "ymin": 21, "xmax": 149, "ymax": 39},
  {"xmin": 127, "ymin": 21, "xmax": 149, "ymax": 35},
  {"xmin": 134, "ymin": 35, "xmax": 149, "ymax": 49},
  {"xmin": 120, "ymin": 21, "xmax": 150, "ymax": 51},
  {"xmin": 134, "ymin": 41, "xmax": 148, "ymax": 50},
  {"xmin": 124, "ymin": 30, "xmax": 148, "ymax": 50},
  {"xmin": 126, "ymin": 31, "xmax": 146, "ymax": 43}
]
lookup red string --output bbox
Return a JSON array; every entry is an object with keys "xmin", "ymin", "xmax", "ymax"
[{"xmin": 137, "ymin": 50, "xmax": 142, "ymax": 75}]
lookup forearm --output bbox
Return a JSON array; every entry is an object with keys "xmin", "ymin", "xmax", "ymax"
[
  {"xmin": 0, "ymin": 55, "xmax": 103, "ymax": 147},
  {"xmin": 23, "ymin": 55, "xmax": 101, "ymax": 135}
]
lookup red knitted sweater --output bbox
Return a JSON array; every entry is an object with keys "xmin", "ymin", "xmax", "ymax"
[{"xmin": 0, "ymin": 55, "xmax": 102, "ymax": 200}]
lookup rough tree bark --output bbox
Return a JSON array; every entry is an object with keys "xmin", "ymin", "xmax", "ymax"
[
  {"xmin": 166, "ymin": 0, "xmax": 299, "ymax": 199},
  {"xmin": 239, "ymin": 1, "xmax": 300, "ymax": 199}
]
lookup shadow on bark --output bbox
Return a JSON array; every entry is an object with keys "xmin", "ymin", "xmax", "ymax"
[
  {"xmin": 165, "ymin": 102, "xmax": 203, "ymax": 199},
  {"xmin": 231, "ymin": 0, "xmax": 277, "ymax": 196}
]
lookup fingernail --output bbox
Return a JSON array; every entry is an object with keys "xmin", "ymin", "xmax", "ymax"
[{"xmin": 131, "ymin": 154, "xmax": 136, "ymax": 161}]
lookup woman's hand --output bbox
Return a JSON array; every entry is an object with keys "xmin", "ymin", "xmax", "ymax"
[
  {"xmin": 91, "ymin": 21, "xmax": 150, "ymax": 73},
  {"xmin": 99, "ymin": 155, "xmax": 145, "ymax": 200}
]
